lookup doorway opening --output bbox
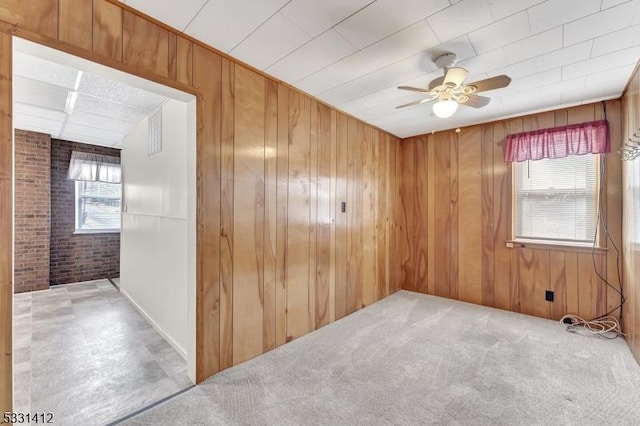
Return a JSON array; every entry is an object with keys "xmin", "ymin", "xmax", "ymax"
[{"xmin": 12, "ymin": 37, "xmax": 197, "ymax": 424}]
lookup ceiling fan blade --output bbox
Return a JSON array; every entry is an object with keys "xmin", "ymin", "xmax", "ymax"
[
  {"xmin": 396, "ymin": 98, "xmax": 433, "ymax": 109},
  {"xmin": 460, "ymin": 94, "xmax": 491, "ymax": 108},
  {"xmin": 397, "ymin": 85, "xmax": 430, "ymax": 93},
  {"xmin": 465, "ymin": 75, "xmax": 511, "ymax": 93},
  {"xmin": 428, "ymin": 76, "xmax": 445, "ymax": 90},
  {"xmin": 443, "ymin": 67, "xmax": 468, "ymax": 86}
]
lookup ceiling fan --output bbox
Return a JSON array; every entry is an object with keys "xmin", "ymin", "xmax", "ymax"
[{"xmin": 396, "ymin": 52, "xmax": 511, "ymax": 118}]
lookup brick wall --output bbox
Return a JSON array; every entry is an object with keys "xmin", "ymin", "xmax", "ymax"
[
  {"xmin": 14, "ymin": 130, "xmax": 51, "ymax": 293},
  {"xmin": 50, "ymin": 139, "xmax": 121, "ymax": 285}
]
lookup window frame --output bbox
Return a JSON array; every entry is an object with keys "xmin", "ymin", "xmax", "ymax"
[
  {"xmin": 74, "ymin": 180, "xmax": 122, "ymax": 234},
  {"xmin": 509, "ymin": 153, "xmax": 604, "ymax": 250}
]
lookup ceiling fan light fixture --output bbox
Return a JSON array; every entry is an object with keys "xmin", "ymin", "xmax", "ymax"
[
  {"xmin": 396, "ymin": 51, "xmax": 511, "ymax": 113},
  {"xmin": 432, "ymin": 99, "xmax": 458, "ymax": 118}
]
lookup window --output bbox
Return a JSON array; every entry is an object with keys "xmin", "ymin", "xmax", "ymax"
[
  {"xmin": 75, "ymin": 180, "xmax": 121, "ymax": 232},
  {"xmin": 513, "ymin": 154, "xmax": 599, "ymax": 246},
  {"xmin": 148, "ymin": 108, "xmax": 162, "ymax": 155},
  {"xmin": 68, "ymin": 150, "xmax": 121, "ymax": 233}
]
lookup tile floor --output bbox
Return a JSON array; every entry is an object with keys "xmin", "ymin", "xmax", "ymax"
[{"xmin": 13, "ymin": 279, "xmax": 192, "ymax": 425}]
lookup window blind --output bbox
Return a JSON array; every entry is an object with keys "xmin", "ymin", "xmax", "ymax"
[{"xmin": 514, "ymin": 154, "xmax": 598, "ymax": 244}]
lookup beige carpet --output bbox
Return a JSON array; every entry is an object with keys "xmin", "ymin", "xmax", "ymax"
[{"xmin": 120, "ymin": 290, "xmax": 640, "ymax": 425}]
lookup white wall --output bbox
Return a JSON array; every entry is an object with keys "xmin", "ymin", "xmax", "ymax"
[
  {"xmin": 120, "ymin": 99, "xmax": 194, "ymax": 366},
  {"xmin": 185, "ymin": 99, "xmax": 197, "ymax": 384}
]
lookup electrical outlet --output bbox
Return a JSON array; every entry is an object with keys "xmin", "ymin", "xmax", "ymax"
[{"xmin": 545, "ymin": 290, "xmax": 554, "ymax": 302}]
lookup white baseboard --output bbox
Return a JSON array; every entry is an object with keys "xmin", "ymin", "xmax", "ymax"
[{"xmin": 121, "ymin": 289, "xmax": 187, "ymax": 360}]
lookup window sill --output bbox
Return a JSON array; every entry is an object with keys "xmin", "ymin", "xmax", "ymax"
[
  {"xmin": 506, "ymin": 239, "xmax": 607, "ymax": 254},
  {"xmin": 74, "ymin": 229, "xmax": 121, "ymax": 235}
]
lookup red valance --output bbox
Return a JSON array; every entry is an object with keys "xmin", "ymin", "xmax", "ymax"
[{"xmin": 505, "ymin": 120, "xmax": 610, "ymax": 163}]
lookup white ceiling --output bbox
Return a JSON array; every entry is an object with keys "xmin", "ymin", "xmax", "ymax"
[
  {"xmin": 13, "ymin": 41, "xmax": 171, "ymax": 148},
  {"xmin": 122, "ymin": 0, "xmax": 640, "ymax": 137}
]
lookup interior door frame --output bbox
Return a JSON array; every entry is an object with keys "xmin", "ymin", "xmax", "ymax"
[{"xmin": 0, "ymin": 23, "xmax": 206, "ymax": 413}]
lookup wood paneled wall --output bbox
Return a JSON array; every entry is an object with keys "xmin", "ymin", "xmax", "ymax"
[
  {"xmin": 0, "ymin": 0, "xmax": 401, "ymax": 412},
  {"xmin": 399, "ymin": 101, "xmax": 623, "ymax": 322},
  {"xmin": 622, "ymin": 63, "xmax": 640, "ymax": 364},
  {"xmin": 221, "ymin": 69, "xmax": 401, "ymax": 365}
]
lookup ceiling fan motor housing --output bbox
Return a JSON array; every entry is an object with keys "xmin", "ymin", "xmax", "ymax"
[{"xmin": 434, "ymin": 52, "xmax": 458, "ymax": 69}]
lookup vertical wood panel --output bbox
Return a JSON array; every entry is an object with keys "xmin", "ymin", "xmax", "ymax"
[
  {"xmin": 389, "ymin": 137, "xmax": 403, "ymax": 293},
  {"xmin": 346, "ymin": 118, "xmax": 361, "ymax": 314},
  {"xmin": 404, "ymin": 137, "xmax": 428, "ymax": 294},
  {"xmin": 567, "ymin": 104, "xmax": 595, "ymax": 125},
  {"xmin": 335, "ymin": 113, "xmax": 348, "ymax": 320},
  {"xmin": 593, "ymin": 253, "xmax": 607, "ymax": 318},
  {"xmin": 328, "ymin": 110, "xmax": 337, "ymax": 322},
  {"xmin": 492, "ymin": 121, "xmax": 512, "ymax": 311},
  {"xmin": 449, "ymin": 133, "xmax": 459, "ymax": 300},
  {"xmin": 176, "ymin": 36, "xmax": 193, "ymax": 87},
  {"xmin": 549, "ymin": 251, "xmax": 567, "ymax": 320},
  {"xmin": 59, "ymin": 0, "xmax": 93, "ymax": 51},
  {"xmin": 387, "ymin": 136, "xmax": 399, "ymax": 293},
  {"xmin": 193, "ymin": 45, "xmax": 221, "ymax": 381},
  {"xmin": 399, "ymin": 140, "xmax": 414, "ymax": 291},
  {"xmin": 554, "ymin": 110, "xmax": 568, "ymax": 126},
  {"xmin": 398, "ymin": 137, "xmax": 404, "ymax": 294},
  {"xmin": 0, "ymin": 31, "xmax": 12, "ymax": 414},
  {"xmin": 287, "ymin": 90, "xmax": 311, "ymax": 340},
  {"xmin": 533, "ymin": 250, "xmax": 551, "ymax": 319},
  {"xmin": 457, "ymin": 127, "xmax": 482, "ymax": 304},
  {"xmin": 263, "ymin": 79, "xmax": 278, "ymax": 352},
  {"xmin": 361, "ymin": 125, "xmax": 376, "ymax": 307},
  {"xmin": 377, "ymin": 132, "xmax": 388, "ymax": 299},
  {"xmin": 577, "ymin": 253, "xmax": 597, "ymax": 319},
  {"xmin": 481, "ymin": 124, "xmax": 495, "ymax": 307},
  {"xmin": 93, "ymin": 0, "xmax": 122, "ymax": 62},
  {"xmin": 523, "ymin": 110, "xmax": 555, "ymax": 131},
  {"xmin": 122, "ymin": 11, "xmax": 169, "ymax": 78},
  {"xmin": 426, "ymin": 135, "xmax": 436, "ymax": 294},
  {"xmin": 518, "ymin": 248, "xmax": 536, "ymax": 316},
  {"xmin": 565, "ymin": 252, "xmax": 579, "ymax": 315},
  {"xmin": 434, "ymin": 132, "xmax": 451, "ymax": 298},
  {"xmin": 308, "ymin": 102, "xmax": 318, "ymax": 331},
  {"xmin": 275, "ymin": 85, "xmax": 289, "ymax": 347},
  {"xmin": 316, "ymin": 104, "xmax": 332, "ymax": 328},
  {"xmin": 219, "ymin": 59, "xmax": 234, "ymax": 370},
  {"xmin": 168, "ymin": 32, "xmax": 177, "ymax": 81},
  {"xmin": 232, "ymin": 66, "xmax": 265, "ymax": 363},
  {"xmin": 595, "ymin": 254, "xmax": 608, "ymax": 318},
  {"xmin": 0, "ymin": 0, "xmax": 58, "ymax": 39}
]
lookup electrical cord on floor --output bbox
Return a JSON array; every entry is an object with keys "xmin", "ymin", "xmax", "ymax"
[{"xmin": 560, "ymin": 314, "xmax": 624, "ymax": 339}]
